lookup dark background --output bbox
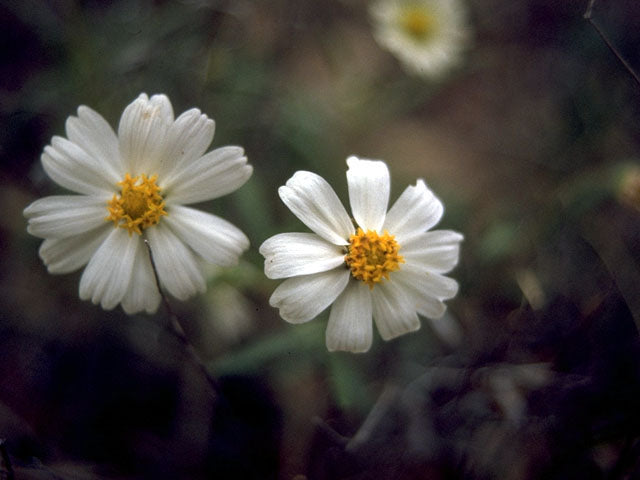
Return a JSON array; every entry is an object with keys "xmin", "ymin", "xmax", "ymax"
[{"xmin": 1, "ymin": 0, "xmax": 639, "ymax": 478}]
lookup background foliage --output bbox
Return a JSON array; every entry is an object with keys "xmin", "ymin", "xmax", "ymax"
[{"xmin": 1, "ymin": 0, "xmax": 640, "ymax": 478}]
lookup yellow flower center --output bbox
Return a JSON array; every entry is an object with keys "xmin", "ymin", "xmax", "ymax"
[
  {"xmin": 345, "ymin": 228, "xmax": 404, "ymax": 289},
  {"xmin": 106, "ymin": 173, "xmax": 167, "ymax": 236},
  {"xmin": 399, "ymin": 5, "xmax": 437, "ymax": 41}
]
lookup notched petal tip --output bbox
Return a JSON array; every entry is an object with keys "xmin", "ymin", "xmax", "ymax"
[
  {"xmin": 447, "ymin": 280, "xmax": 460, "ymax": 299},
  {"xmin": 428, "ymin": 273, "xmax": 459, "ymax": 300},
  {"xmin": 423, "ymin": 302, "xmax": 448, "ymax": 319},
  {"xmin": 276, "ymin": 184, "xmax": 290, "ymax": 202},
  {"xmin": 149, "ymin": 93, "xmax": 170, "ymax": 103},
  {"xmin": 346, "ymin": 154, "xmax": 388, "ymax": 170},
  {"xmin": 76, "ymin": 105, "xmax": 92, "ymax": 116},
  {"xmin": 442, "ymin": 230, "xmax": 464, "ymax": 243},
  {"xmin": 326, "ymin": 337, "xmax": 372, "ymax": 353},
  {"xmin": 25, "ymin": 224, "xmax": 39, "ymax": 237},
  {"xmin": 257, "ymin": 237, "xmax": 272, "ymax": 257},
  {"xmin": 23, "ymin": 202, "xmax": 37, "ymax": 218},
  {"xmin": 380, "ymin": 320, "xmax": 421, "ymax": 341},
  {"xmin": 383, "ymin": 176, "xmax": 446, "ymax": 241},
  {"xmin": 222, "ymin": 145, "xmax": 245, "ymax": 156},
  {"xmin": 174, "ymin": 107, "xmax": 215, "ymax": 134},
  {"xmin": 284, "ymin": 170, "xmax": 318, "ymax": 189}
]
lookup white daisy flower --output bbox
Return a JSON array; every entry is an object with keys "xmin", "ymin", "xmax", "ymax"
[
  {"xmin": 259, "ymin": 156, "xmax": 462, "ymax": 353},
  {"xmin": 24, "ymin": 93, "xmax": 252, "ymax": 315},
  {"xmin": 370, "ymin": 0, "xmax": 471, "ymax": 78}
]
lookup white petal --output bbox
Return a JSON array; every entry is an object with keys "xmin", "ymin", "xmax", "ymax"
[
  {"xmin": 421, "ymin": 271, "xmax": 459, "ymax": 299},
  {"xmin": 346, "ymin": 156, "xmax": 390, "ymax": 232},
  {"xmin": 404, "ymin": 264, "xmax": 458, "ymax": 299},
  {"xmin": 164, "ymin": 205, "xmax": 249, "ymax": 267},
  {"xmin": 278, "ymin": 171, "xmax": 354, "ymax": 245},
  {"xmin": 392, "ymin": 269, "xmax": 449, "ymax": 319},
  {"xmin": 269, "ymin": 268, "xmax": 350, "ymax": 324},
  {"xmin": 371, "ymin": 281, "xmax": 420, "ymax": 341},
  {"xmin": 118, "ymin": 93, "xmax": 174, "ymax": 175},
  {"xmin": 159, "ymin": 108, "xmax": 215, "ymax": 181},
  {"xmin": 41, "ymin": 137, "xmax": 118, "ymax": 196},
  {"xmin": 383, "ymin": 179, "xmax": 444, "ymax": 243},
  {"xmin": 65, "ymin": 105, "xmax": 122, "ymax": 177},
  {"xmin": 145, "ymin": 224, "xmax": 205, "ymax": 301},
  {"xmin": 24, "ymin": 195, "xmax": 109, "ymax": 239},
  {"xmin": 39, "ymin": 226, "xmax": 111, "ymax": 274},
  {"xmin": 401, "ymin": 230, "xmax": 463, "ymax": 274},
  {"xmin": 259, "ymin": 232, "xmax": 346, "ymax": 279},
  {"xmin": 121, "ymin": 247, "xmax": 161, "ymax": 314},
  {"xmin": 393, "ymin": 264, "xmax": 458, "ymax": 313},
  {"xmin": 79, "ymin": 228, "xmax": 139, "ymax": 310},
  {"xmin": 326, "ymin": 280, "xmax": 373, "ymax": 353},
  {"xmin": 163, "ymin": 146, "xmax": 252, "ymax": 204},
  {"xmin": 416, "ymin": 298, "xmax": 448, "ymax": 320}
]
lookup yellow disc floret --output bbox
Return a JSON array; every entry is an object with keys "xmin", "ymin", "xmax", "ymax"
[
  {"xmin": 106, "ymin": 173, "xmax": 167, "ymax": 236},
  {"xmin": 399, "ymin": 5, "xmax": 437, "ymax": 41},
  {"xmin": 345, "ymin": 228, "xmax": 404, "ymax": 289}
]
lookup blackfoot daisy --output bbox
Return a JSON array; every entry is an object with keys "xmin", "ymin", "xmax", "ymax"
[
  {"xmin": 24, "ymin": 93, "xmax": 252, "ymax": 314},
  {"xmin": 370, "ymin": 0, "xmax": 471, "ymax": 78},
  {"xmin": 260, "ymin": 156, "xmax": 462, "ymax": 353}
]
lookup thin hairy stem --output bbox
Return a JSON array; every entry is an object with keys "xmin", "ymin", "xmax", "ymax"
[
  {"xmin": 584, "ymin": 0, "xmax": 640, "ymax": 87},
  {"xmin": 144, "ymin": 239, "xmax": 219, "ymax": 394}
]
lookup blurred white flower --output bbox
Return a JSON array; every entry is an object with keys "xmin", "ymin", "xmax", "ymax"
[
  {"xmin": 24, "ymin": 93, "xmax": 252, "ymax": 314},
  {"xmin": 478, "ymin": 363, "xmax": 553, "ymax": 425},
  {"xmin": 370, "ymin": 0, "xmax": 471, "ymax": 78},
  {"xmin": 203, "ymin": 282, "xmax": 255, "ymax": 345},
  {"xmin": 260, "ymin": 156, "xmax": 462, "ymax": 353},
  {"xmin": 198, "ymin": 262, "xmax": 258, "ymax": 350}
]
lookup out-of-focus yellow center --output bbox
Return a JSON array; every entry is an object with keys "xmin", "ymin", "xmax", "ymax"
[
  {"xmin": 106, "ymin": 173, "xmax": 167, "ymax": 236},
  {"xmin": 345, "ymin": 228, "xmax": 404, "ymax": 289},
  {"xmin": 399, "ymin": 6, "xmax": 436, "ymax": 41}
]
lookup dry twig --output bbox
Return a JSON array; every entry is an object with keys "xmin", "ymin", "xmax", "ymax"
[{"xmin": 584, "ymin": 0, "xmax": 640, "ymax": 87}]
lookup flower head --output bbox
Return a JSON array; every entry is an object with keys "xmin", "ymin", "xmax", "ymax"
[
  {"xmin": 370, "ymin": 0, "xmax": 471, "ymax": 78},
  {"xmin": 259, "ymin": 156, "xmax": 462, "ymax": 353},
  {"xmin": 24, "ymin": 94, "xmax": 252, "ymax": 314}
]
